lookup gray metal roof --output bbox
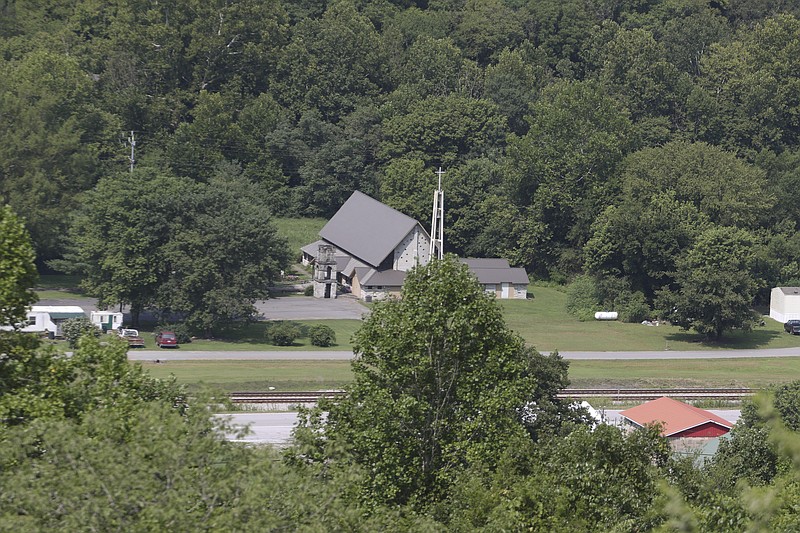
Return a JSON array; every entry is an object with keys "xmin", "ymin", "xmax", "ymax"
[
  {"xmin": 779, "ymin": 287, "xmax": 800, "ymax": 296},
  {"xmin": 468, "ymin": 266, "xmax": 529, "ymax": 285},
  {"xmin": 300, "ymin": 239, "xmax": 328, "ymax": 257},
  {"xmin": 458, "ymin": 258, "xmax": 528, "ymax": 284},
  {"xmin": 359, "ymin": 268, "xmax": 407, "ymax": 287},
  {"xmin": 342, "ymin": 257, "xmax": 367, "ymax": 278},
  {"xmin": 319, "ymin": 191, "xmax": 423, "ymax": 268},
  {"xmin": 460, "ymin": 258, "xmax": 511, "ymax": 269}
]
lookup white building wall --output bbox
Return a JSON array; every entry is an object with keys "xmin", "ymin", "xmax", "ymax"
[
  {"xmin": 771, "ymin": 287, "xmax": 800, "ymax": 323},
  {"xmin": 393, "ymin": 226, "xmax": 431, "ymax": 271}
]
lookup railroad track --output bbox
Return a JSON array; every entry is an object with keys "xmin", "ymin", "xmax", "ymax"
[
  {"xmin": 229, "ymin": 391, "xmax": 346, "ymax": 404},
  {"xmin": 557, "ymin": 388, "xmax": 754, "ymax": 401},
  {"xmin": 229, "ymin": 388, "xmax": 756, "ymax": 404}
]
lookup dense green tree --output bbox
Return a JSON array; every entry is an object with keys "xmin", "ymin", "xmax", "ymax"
[
  {"xmin": 58, "ymin": 169, "xmax": 290, "ymax": 333},
  {"xmin": 657, "ymin": 226, "xmax": 759, "ymax": 339},
  {"xmin": 271, "ymin": 0, "xmax": 387, "ymax": 120},
  {"xmin": 506, "ymin": 80, "xmax": 633, "ymax": 274},
  {"xmin": 305, "ymin": 256, "xmax": 578, "ymax": 508},
  {"xmin": 0, "ymin": 205, "xmax": 37, "ymax": 327},
  {"xmin": 621, "ymin": 141, "xmax": 773, "ymax": 228},
  {"xmin": 584, "ymin": 192, "xmax": 711, "ymax": 297},
  {"xmin": 453, "ymin": 0, "xmax": 525, "ymax": 64},
  {"xmin": 0, "ymin": 50, "xmax": 121, "ymax": 261},
  {"xmin": 379, "ymin": 158, "xmax": 433, "ymax": 223},
  {"xmin": 597, "ymin": 27, "xmax": 691, "ymax": 143},
  {"xmin": 381, "ymin": 94, "xmax": 507, "ymax": 168},
  {"xmin": 393, "ymin": 36, "xmax": 466, "ymax": 98},
  {"xmin": 693, "ymin": 14, "xmax": 800, "ymax": 154},
  {"xmin": 484, "ymin": 47, "xmax": 546, "ymax": 134},
  {"xmin": 443, "ymin": 425, "xmax": 669, "ymax": 531}
]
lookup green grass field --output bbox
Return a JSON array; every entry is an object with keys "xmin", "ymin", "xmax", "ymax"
[
  {"xmin": 137, "ymin": 356, "xmax": 800, "ymax": 391},
  {"xmin": 141, "ymin": 360, "xmax": 353, "ymax": 391},
  {"xmin": 274, "ymin": 217, "xmax": 327, "ymax": 259},
  {"xmin": 502, "ymin": 286, "xmax": 800, "ymax": 352},
  {"xmin": 137, "ymin": 319, "xmax": 361, "ymax": 351},
  {"xmin": 34, "ymin": 274, "xmax": 90, "ymax": 300}
]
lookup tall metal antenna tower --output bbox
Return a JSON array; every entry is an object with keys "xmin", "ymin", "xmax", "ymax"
[
  {"xmin": 128, "ymin": 131, "xmax": 136, "ymax": 172},
  {"xmin": 430, "ymin": 167, "xmax": 444, "ymax": 260}
]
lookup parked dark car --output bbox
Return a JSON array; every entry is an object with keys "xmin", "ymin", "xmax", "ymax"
[
  {"xmin": 155, "ymin": 331, "xmax": 179, "ymax": 348},
  {"xmin": 785, "ymin": 320, "xmax": 800, "ymax": 334}
]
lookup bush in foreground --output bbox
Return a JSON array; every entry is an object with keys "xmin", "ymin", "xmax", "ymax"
[
  {"xmin": 268, "ymin": 322, "xmax": 300, "ymax": 346},
  {"xmin": 309, "ymin": 324, "xmax": 336, "ymax": 347}
]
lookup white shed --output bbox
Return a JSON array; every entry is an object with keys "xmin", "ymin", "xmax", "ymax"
[
  {"xmin": 90, "ymin": 311, "xmax": 124, "ymax": 332},
  {"xmin": 20, "ymin": 306, "xmax": 86, "ymax": 337},
  {"xmin": 770, "ymin": 287, "xmax": 800, "ymax": 323}
]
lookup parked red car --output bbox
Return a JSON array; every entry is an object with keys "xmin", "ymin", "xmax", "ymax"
[{"xmin": 155, "ymin": 331, "xmax": 179, "ymax": 348}]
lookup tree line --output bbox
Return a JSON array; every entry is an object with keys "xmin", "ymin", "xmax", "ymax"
[{"xmin": 3, "ymin": 0, "xmax": 800, "ymax": 334}]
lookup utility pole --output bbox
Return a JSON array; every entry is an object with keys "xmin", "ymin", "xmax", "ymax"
[
  {"xmin": 430, "ymin": 167, "xmax": 444, "ymax": 260},
  {"xmin": 128, "ymin": 131, "xmax": 136, "ymax": 172}
]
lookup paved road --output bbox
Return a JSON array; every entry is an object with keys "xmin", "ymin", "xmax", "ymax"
[
  {"xmin": 129, "ymin": 347, "xmax": 800, "ymax": 361},
  {"xmin": 217, "ymin": 410, "xmax": 744, "ymax": 445},
  {"xmin": 217, "ymin": 412, "xmax": 299, "ymax": 445}
]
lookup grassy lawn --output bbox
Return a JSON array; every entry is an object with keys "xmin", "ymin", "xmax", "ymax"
[
  {"xmin": 136, "ymin": 320, "xmax": 361, "ymax": 351},
  {"xmin": 34, "ymin": 274, "xmax": 90, "ymax": 300},
  {"xmin": 141, "ymin": 360, "xmax": 353, "ymax": 391},
  {"xmin": 136, "ymin": 356, "xmax": 800, "ymax": 392},
  {"xmin": 568, "ymin": 357, "xmax": 800, "ymax": 389},
  {"xmin": 502, "ymin": 285, "xmax": 800, "ymax": 352},
  {"xmin": 274, "ymin": 217, "xmax": 327, "ymax": 258}
]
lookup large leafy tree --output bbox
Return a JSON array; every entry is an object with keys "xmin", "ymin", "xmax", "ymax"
[
  {"xmin": 506, "ymin": 79, "xmax": 633, "ymax": 275},
  {"xmin": 620, "ymin": 141, "xmax": 773, "ymax": 228},
  {"xmin": 657, "ymin": 226, "xmax": 760, "ymax": 339},
  {"xmin": 313, "ymin": 256, "xmax": 576, "ymax": 508},
  {"xmin": 59, "ymin": 168, "xmax": 290, "ymax": 333},
  {"xmin": 0, "ymin": 205, "xmax": 38, "ymax": 328},
  {"xmin": 692, "ymin": 14, "xmax": 800, "ymax": 154},
  {"xmin": 0, "ymin": 50, "xmax": 121, "ymax": 261},
  {"xmin": 380, "ymin": 94, "xmax": 507, "ymax": 168},
  {"xmin": 584, "ymin": 192, "xmax": 710, "ymax": 297}
]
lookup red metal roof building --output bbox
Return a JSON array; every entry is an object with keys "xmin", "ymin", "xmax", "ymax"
[{"xmin": 620, "ymin": 397, "xmax": 733, "ymax": 438}]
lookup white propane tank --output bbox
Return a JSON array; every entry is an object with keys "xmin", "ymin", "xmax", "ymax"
[{"xmin": 594, "ymin": 311, "xmax": 619, "ymax": 321}]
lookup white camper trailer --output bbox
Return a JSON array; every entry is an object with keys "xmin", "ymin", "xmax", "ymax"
[
  {"xmin": 90, "ymin": 311, "xmax": 124, "ymax": 332},
  {"xmin": 19, "ymin": 306, "xmax": 86, "ymax": 337}
]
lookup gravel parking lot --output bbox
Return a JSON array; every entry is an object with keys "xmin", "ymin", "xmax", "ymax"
[
  {"xmin": 254, "ymin": 296, "xmax": 369, "ymax": 321},
  {"xmin": 37, "ymin": 295, "xmax": 369, "ymax": 322}
]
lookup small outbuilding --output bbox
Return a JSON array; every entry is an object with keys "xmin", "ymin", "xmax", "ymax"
[
  {"xmin": 620, "ymin": 397, "xmax": 732, "ymax": 439},
  {"xmin": 458, "ymin": 258, "xmax": 528, "ymax": 299},
  {"xmin": 770, "ymin": 287, "xmax": 800, "ymax": 323}
]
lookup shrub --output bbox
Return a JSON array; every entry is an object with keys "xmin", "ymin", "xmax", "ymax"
[
  {"xmin": 616, "ymin": 291, "xmax": 651, "ymax": 323},
  {"xmin": 157, "ymin": 323, "xmax": 192, "ymax": 344},
  {"xmin": 304, "ymin": 284, "xmax": 314, "ymax": 296},
  {"xmin": 565, "ymin": 275, "xmax": 601, "ymax": 321},
  {"xmin": 309, "ymin": 324, "xmax": 336, "ymax": 347},
  {"xmin": 61, "ymin": 317, "xmax": 100, "ymax": 347},
  {"xmin": 268, "ymin": 321, "xmax": 300, "ymax": 346}
]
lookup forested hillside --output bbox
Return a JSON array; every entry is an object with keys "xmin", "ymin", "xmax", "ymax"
[{"xmin": 3, "ymin": 0, "xmax": 800, "ymax": 316}]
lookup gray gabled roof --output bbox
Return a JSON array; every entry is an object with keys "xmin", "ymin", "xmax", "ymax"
[
  {"xmin": 469, "ymin": 267, "xmax": 529, "ymax": 285},
  {"xmin": 319, "ymin": 191, "xmax": 423, "ymax": 268},
  {"xmin": 460, "ymin": 258, "xmax": 511, "ymax": 269},
  {"xmin": 459, "ymin": 258, "xmax": 529, "ymax": 285},
  {"xmin": 357, "ymin": 268, "xmax": 407, "ymax": 287},
  {"xmin": 301, "ymin": 239, "xmax": 329, "ymax": 257}
]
